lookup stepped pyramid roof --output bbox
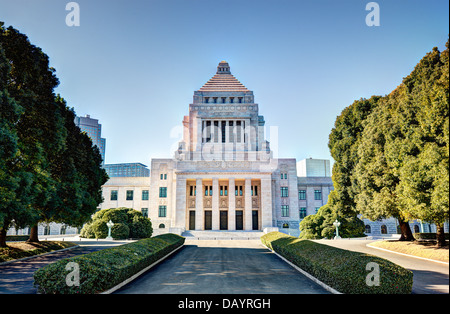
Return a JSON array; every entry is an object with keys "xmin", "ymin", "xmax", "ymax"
[{"xmin": 198, "ymin": 61, "xmax": 250, "ymax": 92}]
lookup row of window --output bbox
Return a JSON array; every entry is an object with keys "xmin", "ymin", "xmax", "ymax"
[
  {"xmin": 298, "ymin": 189, "xmax": 322, "ymax": 200},
  {"xmin": 140, "ymin": 206, "xmax": 166, "ymax": 218},
  {"xmin": 187, "ymin": 185, "xmax": 259, "ymax": 197},
  {"xmin": 204, "ymin": 97, "xmax": 244, "ymax": 104},
  {"xmin": 111, "ymin": 190, "xmax": 149, "ymax": 201},
  {"xmin": 112, "ymin": 187, "xmax": 324, "ymax": 201},
  {"xmin": 280, "ymin": 188, "xmax": 323, "ymax": 200}
]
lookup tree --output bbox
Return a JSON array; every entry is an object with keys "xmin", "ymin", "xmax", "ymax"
[
  {"xmin": 0, "ymin": 23, "xmax": 108, "ymax": 245},
  {"xmin": 299, "ymin": 205, "xmax": 365, "ymax": 239},
  {"xmin": 80, "ymin": 208, "xmax": 152, "ymax": 239},
  {"xmin": 328, "ymin": 96, "xmax": 380, "ymax": 217},
  {"xmin": 394, "ymin": 42, "xmax": 449, "ymax": 247},
  {"xmin": 354, "ymin": 94, "xmax": 415, "ymax": 241}
]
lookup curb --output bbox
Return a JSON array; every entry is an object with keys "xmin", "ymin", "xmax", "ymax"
[
  {"xmin": 262, "ymin": 244, "xmax": 342, "ymax": 294},
  {"xmin": 366, "ymin": 243, "xmax": 449, "ymax": 265},
  {"xmin": 100, "ymin": 244, "xmax": 185, "ymax": 294},
  {"xmin": 0, "ymin": 245, "xmax": 80, "ymax": 266}
]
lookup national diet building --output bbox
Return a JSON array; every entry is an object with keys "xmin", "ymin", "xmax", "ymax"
[{"xmin": 100, "ymin": 61, "xmax": 334, "ymax": 237}]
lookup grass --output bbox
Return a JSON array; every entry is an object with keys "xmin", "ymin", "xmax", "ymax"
[
  {"xmin": 369, "ymin": 240, "xmax": 449, "ymax": 263},
  {"xmin": 0, "ymin": 241, "xmax": 77, "ymax": 263}
]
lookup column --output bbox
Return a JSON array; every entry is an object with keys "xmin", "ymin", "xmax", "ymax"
[
  {"xmin": 228, "ymin": 178, "xmax": 236, "ymax": 230},
  {"xmin": 212, "ymin": 178, "xmax": 220, "ymax": 230},
  {"xmin": 195, "ymin": 178, "xmax": 203, "ymax": 230},
  {"xmin": 174, "ymin": 177, "xmax": 187, "ymax": 230},
  {"xmin": 244, "ymin": 178, "xmax": 252, "ymax": 230},
  {"xmin": 260, "ymin": 176, "xmax": 273, "ymax": 229}
]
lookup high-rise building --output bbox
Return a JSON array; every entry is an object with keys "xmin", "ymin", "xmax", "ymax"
[{"xmin": 74, "ymin": 114, "xmax": 106, "ymax": 164}]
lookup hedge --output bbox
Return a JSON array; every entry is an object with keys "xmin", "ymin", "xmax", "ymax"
[
  {"xmin": 413, "ymin": 233, "xmax": 449, "ymax": 240},
  {"xmin": 33, "ymin": 234, "xmax": 184, "ymax": 294},
  {"xmin": 261, "ymin": 232, "xmax": 413, "ymax": 294}
]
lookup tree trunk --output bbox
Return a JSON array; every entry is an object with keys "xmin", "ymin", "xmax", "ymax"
[
  {"xmin": 27, "ymin": 225, "xmax": 39, "ymax": 243},
  {"xmin": 436, "ymin": 224, "xmax": 446, "ymax": 248},
  {"xmin": 0, "ymin": 228, "xmax": 7, "ymax": 248},
  {"xmin": 398, "ymin": 220, "xmax": 415, "ymax": 241}
]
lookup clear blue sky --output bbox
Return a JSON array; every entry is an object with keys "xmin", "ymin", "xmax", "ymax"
[{"xmin": 1, "ymin": 0, "xmax": 448, "ymax": 166}]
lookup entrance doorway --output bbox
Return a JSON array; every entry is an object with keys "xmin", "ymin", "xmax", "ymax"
[
  {"xmin": 252, "ymin": 210, "xmax": 259, "ymax": 230},
  {"xmin": 189, "ymin": 211, "xmax": 195, "ymax": 230},
  {"xmin": 235, "ymin": 210, "xmax": 243, "ymax": 230},
  {"xmin": 220, "ymin": 211, "xmax": 228, "ymax": 230},
  {"xmin": 204, "ymin": 211, "xmax": 212, "ymax": 230}
]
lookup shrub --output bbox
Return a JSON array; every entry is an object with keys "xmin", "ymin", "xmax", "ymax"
[
  {"xmin": 261, "ymin": 232, "xmax": 413, "ymax": 294},
  {"xmin": 33, "ymin": 233, "xmax": 185, "ymax": 294},
  {"xmin": 413, "ymin": 233, "xmax": 449, "ymax": 241},
  {"xmin": 80, "ymin": 207, "xmax": 152, "ymax": 239},
  {"xmin": 111, "ymin": 223, "xmax": 130, "ymax": 239}
]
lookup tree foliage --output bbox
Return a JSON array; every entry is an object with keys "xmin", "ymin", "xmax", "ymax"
[
  {"xmin": 328, "ymin": 39, "xmax": 449, "ymax": 245},
  {"xmin": 0, "ymin": 22, "xmax": 108, "ymax": 246}
]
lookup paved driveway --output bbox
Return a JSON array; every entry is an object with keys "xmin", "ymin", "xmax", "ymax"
[
  {"xmin": 0, "ymin": 240, "xmax": 129, "ymax": 294},
  {"xmin": 115, "ymin": 240, "xmax": 330, "ymax": 294}
]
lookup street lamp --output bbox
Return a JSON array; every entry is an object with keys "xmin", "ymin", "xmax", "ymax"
[
  {"xmin": 106, "ymin": 220, "xmax": 114, "ymax": 240},
  {"xmin": 333, "ymin": 219, "xmax": 341, "ymax": 240}
]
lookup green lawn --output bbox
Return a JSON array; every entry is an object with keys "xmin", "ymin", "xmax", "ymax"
[
  {"xmin": 369, "ymin": 240, "xmax": 449, "ymax": 262},
  {"xmin": 0, "ymin": 241, "xmax": 77, "ymax": 263}
]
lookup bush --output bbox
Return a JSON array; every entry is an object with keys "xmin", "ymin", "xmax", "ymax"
[
  {"xmin": 33, "ymin": 234, "xmax": 185, "ymax": 294},
  {"xmin": 80, "ymin": 207, "xmax": 152, "ymax": 239},
  {"xmin": 111, "ymin": 223, "xmax": 130, "ymax": 239},
  {"xmin": 261, "ymin": 232, "xmax": 413, "ymax": 294},
  {"xmin": 413, "ymin": 233, "xmax": 449, "ymax": 240}
]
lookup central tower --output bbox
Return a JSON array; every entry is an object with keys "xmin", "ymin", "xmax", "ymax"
[{"xmin": 175, "ymin": 61, "xmax": 270, "ymax": 162}]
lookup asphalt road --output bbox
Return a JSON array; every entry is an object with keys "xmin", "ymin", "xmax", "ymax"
[
  {"xmin": 314, "ymin": 239, "xmax": 449, "ymax": 294},
  {"xmin": 114, "ymin": 240, "xmax": 331, "ymax": 294}
]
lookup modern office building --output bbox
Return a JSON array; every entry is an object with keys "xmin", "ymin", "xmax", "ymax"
[
  {"xmin": 74, "ymin": 114, "xmax": 106, "ymax": 164},
  {"xmin": 104, "ymin": 163, "xmax": 150, "ymax": 177}
]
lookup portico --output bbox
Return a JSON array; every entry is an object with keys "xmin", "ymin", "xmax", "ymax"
[{"xmin": 176, "ymin": 173, "xmax": 273, "ymax": 232}]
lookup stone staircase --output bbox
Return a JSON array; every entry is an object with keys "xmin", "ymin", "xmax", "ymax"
[{"xmin": 181, "ymin": 230, "xmax": 265, "ymax": 240}]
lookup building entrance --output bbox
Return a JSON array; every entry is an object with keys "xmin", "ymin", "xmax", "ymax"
[{"xmin": 220, "ymin": 211, "xmax": 228, "ymax": 230}]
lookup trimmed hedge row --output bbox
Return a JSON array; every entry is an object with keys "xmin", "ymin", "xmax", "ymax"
[
  {"xmin": 261, "ymin": 232, "xmax": 413, "ymax": 294},
  {"xmin": 413, "ymin": 233, "xmax": 449, "ymax": 240},
  {"xmin": 33, "ymin": 233, "xmax": 184, "ymax": 294}
]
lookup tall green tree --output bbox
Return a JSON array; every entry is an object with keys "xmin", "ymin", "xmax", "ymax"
[
  {"xmin": 0, "ymin": 23, "xmax": 108, "ymax": 246},
  {"xmin": 393, "ymin": 42, "xmax": 449, "ymax": 247}
]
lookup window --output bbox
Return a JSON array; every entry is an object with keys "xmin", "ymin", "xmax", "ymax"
[
  {"xmin": 235, "ymin": 185, "xmax": 243, "ymax": 196},
  {"xmin": 281, "ymin": 187, "xmax": 289, "ymax": 197},
  {"xmin": 159, "ymin": 223, "xmax": 165, "ymax": 229},
  {"xmin": 365, "ymin": 224, "xmax": 371, "ymax": 234},
  {"xmin": 159, "ymin": 187, "xmax": 167, "ymax": 198},
  {"xmin": 205, "ymin": 97, "xmax": 209, "ymax": 103},
  {"xmin": 110, "ymin": 190, "xmax": 118, "ymax": 201},
  {"xmin": 298, "ymin": 190, "xmax": 306, "ymax": 200},
  {"xmin": 281, "ymin": 205, "xmax": 289, "ymax": 217},
  {"xmin": 160, "ymin": 173, "xmax": 167, "ymax": 180},
  {"xmin": 220, "ymin": 186, "xmax": 228, "ymax": 196},
  {"xmin": 221, "ymin": 97, "xmax": 226, "ymax": 103},
  {"xmin": 381, "ymin": 225, "xmax": 388, "ymax": 234},
  {"xmin": 158, "ymin": 206, "xmax": 167, "ymax": 217},
  {"xmin": 189, "ymin": 185, "xmax": 196, "ymax": 196},
  {"xmin": 204, "ymin": 186, "xmax": 212, "ymax": 196},
  {"xmin": 141, "ymin": 208, "xmax": 148, "ymax": 218},
  {"xmin": 299, "ymin": 208, "xmax": 307, "ymax": 219},
  {"xmin": 282, "ymin": 223, "xmax": 289, "ymax": 229},
  {"xmin": 213, "ymin": 97, "xmax": 218, "ymax": 103},
  {"xmin": 315, "ymin": 207, "xmax": 320, "ymax": 213},
  {"xmin": 314, "ymin": 189, "xmax": 322, "ymax": 200},
  {"xmin": 238, "ymin": 97, "xmax": 243, "ymax": 103},
  {"xmin": 160, "ymin": 174, "xmax": 163, "ymax": 180},
  {"xmin": 142, "ymin": 190, "xmax": 149, "ymax": 200},
  {"xmin": 126, "ymin": 190, "xmax": 134, "ymax": 201},
  {"xmin": 252, "ymin": 186, "xmax": 258, "ymax": 196},
  {"xmin": 164, "ymin": 174, "xmax": 167, "ymax": 180},
  {"xmin": 221, "ymin": 121, "xmax": 226, "ymax": 143},
  {"xmin": 230, "ymin": 97, "xmax": 234, "ymax": 103}
]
